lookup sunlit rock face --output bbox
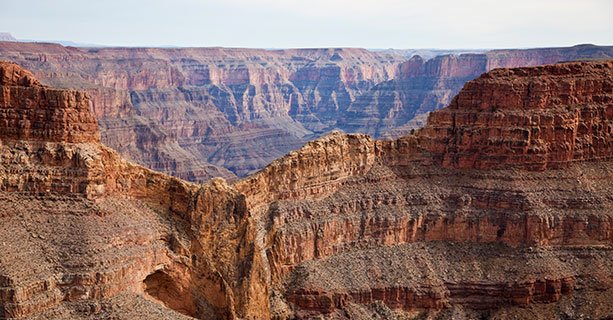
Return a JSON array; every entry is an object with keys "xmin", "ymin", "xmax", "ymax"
[
  {"xmin": 1, "ymin": 60, "xmax": 612, "ymax": 319},
  {"xmin": 0, "ymin": 62, "xmax": 262, "ymax": 320},
  {"xmin": 236, "ymin": 60, "xmax": 613, "ymax": 319},
  {"xmin": 342, "ymin": 44, "xmax": 613, "ymax": 139},
  {"xmin": 1, "ymin": 42, "xmax": 611, "ymax": 179}
]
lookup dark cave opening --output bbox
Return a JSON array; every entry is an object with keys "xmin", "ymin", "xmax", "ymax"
[{"xmin": 142, "ymin": 270, "xmax": 196, "ymax": 318}]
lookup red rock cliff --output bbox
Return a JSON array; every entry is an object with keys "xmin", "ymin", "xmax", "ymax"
[
  {"xmin": 420, "ymin": 60, "xmax": 613, "ymax": 169},
  {"xmin": 0, "ymin": 61, "xmax": 99, "ymax": 143},
  {"xmin": 0, "ymin": 62, "xmax": 266, "ymax": 319},
  {"xmin": 236, "ymin": 60, "xmax": 613, "ymax": 319},
  {"xmin": 1, "ymin": 61, "xmax": 612, "ymax": 320}
]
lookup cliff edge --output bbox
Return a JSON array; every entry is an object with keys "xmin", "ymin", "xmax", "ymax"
[{"xmin": 0, "ymin": 60, "xmax": 612, "ymax": 319}]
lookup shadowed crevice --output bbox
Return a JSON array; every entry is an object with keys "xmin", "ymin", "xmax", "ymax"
[{"xmin": 143, "ymin": 270, "xmax": 196, "ymax": 318}]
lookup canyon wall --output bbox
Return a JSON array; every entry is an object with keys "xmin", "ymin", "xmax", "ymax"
[
  {"xmin": 0, "ymin": 62, "xmax": 99, "ymax": 144},
  {"xmin": 0, "ymin": 60, "xmax": 612, "ymax": 319},
  {"xmin": 0, "ymin": 61, "xmax": 265, "ymax": 319},
  {"xmin": 342, "ymin": 44, "xmax": 613, "ymax": 138},
  {"xmin": 420, "ymin": 61, "xmax": 613, "ymax": 169},
  {"xmin": 0, "ymin": 43, "xmax": 402, "ymax": 178},
  {"xmin": 1, "ymin": 42, "xmax": 611, "ymax": 180},
  {"xmin": 235, "ymin": 60, "xmax": 613, "ymax": 319}
]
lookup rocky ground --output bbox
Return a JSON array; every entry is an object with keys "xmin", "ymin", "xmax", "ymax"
[{"xmin": 0, "ymin": 60, "xmax": 612, "ymax": 319}]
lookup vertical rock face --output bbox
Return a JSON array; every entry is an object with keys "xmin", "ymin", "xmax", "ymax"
[
  {"xmin": 420, "ymin": 61, "xmax": 613, "ymax": 169},
  {"xmin": 2, "ymin": 42, "xmax": 610, "ymax": 179},
  {"xmin": 0, "ymin": 62, "xmax": 99, "ymax": 143},
  {"xmin": 344, "ymin": 45, "xmax": 613, "ymax": 138},
  {"xmin": 1, "ymin": 61, "xmax": 613, "ymax": 320},
  {"xmin": 0, "ymin": 62, "xmax": 263, "ymax": 319}
]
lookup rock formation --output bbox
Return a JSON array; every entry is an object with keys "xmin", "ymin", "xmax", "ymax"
[
  {"xmin": 1, "ymin": 42, "xmax": 611, "ymax": 179},
  {"xmin": 420, "ymin": 62, "xmax": 613, "ymax": 169},
  {"xmin": 343, "ymin": 44, "xmax": 613, "ymax": 138},
  {"xmin": 238, "ymin": 60, "xmax": 613, "ymax": 319},
  {"xmin": 0, "ymin": 43, "xmax": 402, "ymax": 178},
  {"xmin": 1, "ymin": 60, "xmax": 612, "ymax": 319},
  {"xmin": 0, "ymin": 61, "xmax": 263, "ymax": 319},
  {"xmin": 0, "ymin": 62, "xmax": 99, "ymax": 144}
]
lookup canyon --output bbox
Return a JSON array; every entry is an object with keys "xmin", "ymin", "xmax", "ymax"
[
  {"xmin": 0, "ymin": 42, "xmax": 611, "ymax": 180},
  {"xmin": 0, "ymin": 58, "xmax": 611, "ymax": 319}
]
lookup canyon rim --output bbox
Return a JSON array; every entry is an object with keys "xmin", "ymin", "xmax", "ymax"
[
  {"xmin": 0, "ymin": 58, "xmax": 611, "ymax": 319},
  {"xmin": 1, "ymin": 0, "xmax": 613, "ymax": 319}
]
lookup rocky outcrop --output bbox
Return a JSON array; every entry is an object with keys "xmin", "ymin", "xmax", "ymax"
[
  {"xmin": 235, "ymin": 131, "xmax": 376, "ymax": 209},
  {"xmin": 343, "ymin": 44, "xmax": 613, "ymax": 138},
  {"xmin": 420, "ymin": 60, "xmax": 613, "ymax": 169},
  {"xmin": 0, "ymin": 61, "xmax": 99, "ymax": 143},
  {"xmin": 2, "ymin": 42, "xmax": 610, "ymax": 179},
  {"xmin": 237, "ymin": 60, "xmax": 613, "ymax": 319},
  {"xmin": 1, "ymin": 60, "xmax": 612, "ymax": 319},
  {"xmin": 0, "ymin": 62, "xmax": 264, "ymax": 319}
]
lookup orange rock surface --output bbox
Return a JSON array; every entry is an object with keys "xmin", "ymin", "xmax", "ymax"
[
  {"xmin": 420, "ymin": 61, "xmax": 613, "ymax": 169},
  {"xmin": 0, "ymin": 60, "xmax": 612, "ymax": 319},
  {"xmin": 1, "ymin": 42, "xmax": 611, "ymax": 179}
]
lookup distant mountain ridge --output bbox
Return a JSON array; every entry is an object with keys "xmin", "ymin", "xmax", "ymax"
[
  {"xmin": 0, "ymin": 41, "xmax": 611, "ymax": 180},
  {"xmin": 373, "ymin": 48, "xmax": 489, "ymax": 60},
  {"xmin": 0, "ymin": 32, "xmax": 105, "ymax": 47},
  {"xmin": 0, "ymin": 32, "xmax": 17, "ymax": 42}
]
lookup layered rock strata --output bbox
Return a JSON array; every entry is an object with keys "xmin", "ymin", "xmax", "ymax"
[
  {"xmin": 1, "ymin": 42, "xmax": 611, "ymax": 178},
  {"xmin": 0, "ymin": 43, "xmax": 402, "ymax": 178},
  {"xmin": 0, "ymin": 61, "xmax": 265, "ymax": 319},
  {"xmin": 0, "ymin": 60, "xmax": 612, "ymax": 319},
  {"xmin": 235, "ymin": 60, "xmax": 613, "ymax": 319},
  {"xmin": 420, "ymin": 61, "xmax": 613, "ymax": 169},
  {"xmin": 342, "ymin": 44, "xmax": 613, "ymax": 138}
]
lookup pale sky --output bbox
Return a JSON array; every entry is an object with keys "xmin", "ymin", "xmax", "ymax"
[{"xmin": 1, "ymin": 0, "xmax": 611, "ymax": 48}]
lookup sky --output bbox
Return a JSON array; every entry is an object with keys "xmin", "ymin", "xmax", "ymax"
[{"xmin": 0, "ymin": 0, "xmax": 612, "ymax": 49}]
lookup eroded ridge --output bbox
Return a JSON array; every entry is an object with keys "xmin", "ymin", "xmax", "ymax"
[{"xmin": 0, "ymin": 60, "xmax": 612, "ymax": 319}]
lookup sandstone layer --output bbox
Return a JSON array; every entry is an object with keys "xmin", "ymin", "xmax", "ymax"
[
  {"xmin": 0, "ymin": 60, "xmax": 612, "ymax": 320},
  {"xmin": 0, "ymin": 43, "xmax": 611, "ymax": 179},
  {"xmin": 0, "ymin": 43, "xmax": 402, "ymax": 178},
  {"xmin": 343, "ymin": 44, "xmax": 613, "ymax": 138},
  {"xmin": 0, "ymin": 61, "xmax": 264, "ymax": 319},
  {"xmin": 420, "ymin": 62, "xmax": 613, "ymax": 169},
  {"xmin": 235, "ymin": 60, "xmax": 613, "ymax": 319}
]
